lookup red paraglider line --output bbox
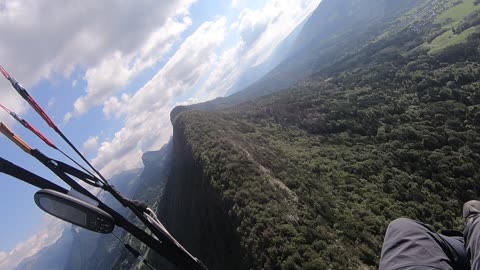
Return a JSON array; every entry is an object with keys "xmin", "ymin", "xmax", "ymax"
[
  {"xmin": 0, "ymin": 64, "xmax": 11, "ymax": 79},
  {"xmin": 0, "ymin": 64, "xmax": 106, "ymax": 184},
  {"xmin": 0, "ymin": 102, "xmax": 96, "ymax": 178},
  {"xmin": 0, "ymin": 66, "xmax": 56, "ymax": 129},
  {"xmin": 0, "ymin": 103, "xmax": 12, "ymax": 114},
  {"xmin": 0, "ymin": 103, "xmax": 56, "ymax": 148},
  {"xmin": 25, "ymin": 95, "xmax": 58, "ymax": 130}
]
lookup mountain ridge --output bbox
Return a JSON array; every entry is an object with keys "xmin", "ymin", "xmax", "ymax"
[
  {"xmin": 162, "ymin": 0, "xmax": 480, "ymax": 268},
  {"xmin": 177, "ymin": 0, "xmax": 426, "ymax": 115}
]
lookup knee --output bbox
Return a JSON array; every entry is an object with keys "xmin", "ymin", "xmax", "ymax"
[
  {"xmin": 388, "ymin": 218, "xmax": 417, "ymax": 230},
  {"xmin": 386, "ymin": 218, "xmax": 424, "ymax": 236}
]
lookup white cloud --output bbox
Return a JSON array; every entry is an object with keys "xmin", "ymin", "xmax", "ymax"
[
  {"xmin": 176, "ymin": 97, "xmax": 202, "ymax": 107},
  {"xmin": 193, "ymin": 0, "xmax": 322, "ymax": 101},
  {"xmin": 93, "ymin": 17, "xmax": 227, "ymax": 177},
  {"xmin": 230, "ymin": 0, "xmax": 257, "ymax": 9},
  {"xmin": 90, "ymin": 0, "xmax": 321, "ymax": 176},
  {"xmin": 193, "ymin": 41, "xmax": 247, "ymax": 101},
  {"xmin": 82, "ymin": 136, "xmax": 99, "ymax": 156},
  {"xmin": 0, "ymin": 0, "xmax": 197, "ymax": 124},
  {"xmin": 71, "ymin": 16, "xmax": 193, "ymax": 117},
  {"xmin": 234, "ymin": 8, "xmax": 269, "ymax": 48},
  {"xmin": 47, "ymin": 97, "xmax": 55, "ymax": 108},
  {"xmin": 63, "ymin": 112, "xmax": 73, "ymax": 123},
  {"xmin": 0, "ymin": 216, "xmax": 65, "ymax": 270},
  {"xmin": 242, "ymin": 0, "xmax": 321, "ymax": 65},
  {"xmin": 125, "ymin": 17, "xmax": 227, "ymax": 116},
  {"xmin": 102, "ymin": 95, "xmax": 129, "ymax": 119},
  {"xmin": 0, "ymin": 89, "xmax": 26, "ymax": 126},
  {"xmin": 73, "ymin": 52, "xmax": 132, "ymax": 115},
  {"xmin": 0, "ymin": 0, "xmax": 195, "ymax": 84}
]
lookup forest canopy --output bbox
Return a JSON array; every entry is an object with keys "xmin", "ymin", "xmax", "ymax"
[{"xmin": 170, "ymin": 0, "xmax": 480, "ymax": 268}]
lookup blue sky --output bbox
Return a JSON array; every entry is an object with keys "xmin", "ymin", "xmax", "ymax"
[{"xmin": 0, "ymin": 0, "xmax": 321, "ymax": 268}]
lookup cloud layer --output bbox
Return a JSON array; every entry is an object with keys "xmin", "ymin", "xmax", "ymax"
[
  {"xmin": 93, "ymin": 17, "xmax": 228, "ymax": 176},
  {"xmin": 82, "ymin": 136, "xmax": 99, "ymax": 156},
  {"xmin": 87, "ymin": 0, "xmax": 321, "ymax": 177},
  {"xmin": 1, "ymin": 0, "xmax": 320, "ymax": 175},
  {"xmin": 70, "ymin": 16, "xmax": 193, "ymax": 119},
  {"xmin": 0, "ymin": 0, "xmax": 196, "ymax": 123},
  {"xmin": 0, "ymin": 0, "xmax": 195, "ymax": 82}
]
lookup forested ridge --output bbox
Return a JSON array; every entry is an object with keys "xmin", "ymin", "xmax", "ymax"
[{"xmin": 167, "ymin": 0, "xmax": 480, "ymax": 269}]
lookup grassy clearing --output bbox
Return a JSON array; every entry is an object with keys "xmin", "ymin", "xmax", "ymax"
[
  {"xmin": 436, "ymin": 0, "xmax": 480, "ymax": 28},
  {"xmin": 429, "ymin": 26, "xmax": 478, "ymax": 54}
]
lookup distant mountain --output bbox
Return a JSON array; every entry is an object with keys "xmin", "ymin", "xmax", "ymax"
[
  {"xmin": 14, "ymin": 229, "xmax": 74, "ymax": 270},
  {"xmin": 181, "ymin": 0, "xmax": 424, "ymax": 114},
  {"xmin": 224, "ymin": 15, "xmax": 308, "ymax": 96},
  {"xmin": 288, "ymin": 0, "xmax": 420, "ymax": 55}
]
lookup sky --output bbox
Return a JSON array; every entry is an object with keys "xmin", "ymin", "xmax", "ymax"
[{"xmin": 0, "ymin": 0, "xmax": 321, "ymax": 268}]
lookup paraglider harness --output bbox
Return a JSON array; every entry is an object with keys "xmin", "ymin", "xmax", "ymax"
[{"xmin": 0, "ymin": 65, "xmax": 208, "ymax": 270}]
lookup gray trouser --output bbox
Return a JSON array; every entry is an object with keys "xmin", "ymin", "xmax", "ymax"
[{"xmin": 379, "ymin": 218, "xmax": 470, "ymax": 270}]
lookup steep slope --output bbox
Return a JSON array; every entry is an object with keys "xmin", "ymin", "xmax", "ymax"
[
  {"xmin": 164, "ymin": 0, "xmax": 480, "ymax": 269},
  {"xmin": 158, "ymin": 130, "xmax": 245, "ymax": 270},
  {"xmin": 288, "ymin": 0, "xmax": 420, "ymax": 55},
  {"xmin": 183, "ymin": 0, "xmax": 424, "ymax": 113}
]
